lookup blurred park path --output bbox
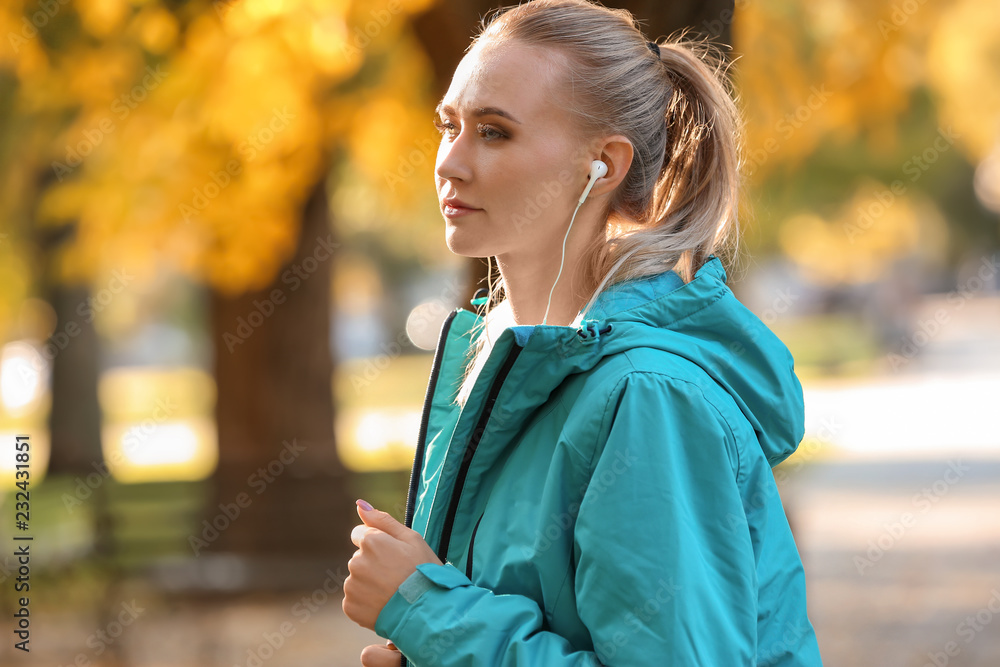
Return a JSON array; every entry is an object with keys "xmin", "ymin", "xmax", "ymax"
[
  {"xmin": 787, "ymin": 292, "xmax": 1000, "ymax": 666},
  {"xmin": 788, "ymin": 458, "xmax": 1000, "ymax": 667},
  {"xmin": 8, "ymin": 584, "xmax": 382, "ymax": 667},
  {"xmin": 7, "ymin": 456, "xmax": 998, "ymax": 666}
]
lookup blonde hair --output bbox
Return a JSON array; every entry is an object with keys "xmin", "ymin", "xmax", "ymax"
[{"xmin": 453, "ymin": 0, "xmax": 745, "ymax": 408}]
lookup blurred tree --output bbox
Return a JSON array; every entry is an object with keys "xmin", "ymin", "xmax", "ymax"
[
  {"xmin": 0, "ymin": 3, "xmax": 107, "ymax": 475},
  {"xmin": 2, "ymin": 0, "xmax": 995, "ymax": 581},
  {"xmin": 734, "ymin": 0, "xmax": 999, "ymax": 278},
  {"xmin": 0, "ymin": 0, "xmax": 435, "ymax": 577},
  {"xmin": 38, "ymin": 229, "xmax": 103, "ymax": 475}
]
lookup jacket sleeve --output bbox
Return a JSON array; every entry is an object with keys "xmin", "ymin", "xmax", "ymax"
[{"xmin": 374, "ymin": 371, "xmax": 758, "ymax": 666}]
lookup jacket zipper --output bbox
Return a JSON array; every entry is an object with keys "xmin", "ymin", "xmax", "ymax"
[
  {"xmin": 435, "ymin": 342, "xmax": 523, "ymax": 562},
  {"xmin": 404, "ymin": 308, "xmax": 461, "ymax": 530},
  {"xmin": 399, "ymin": 315, "xmax": 512, "ymax": 667},
  {"xmin": 466, "ymin": 511, "xmax": 484, "ymax": 579},
  {"xmin": 400, "ymin": 309, "xmax": 463, "ymax": 667}
]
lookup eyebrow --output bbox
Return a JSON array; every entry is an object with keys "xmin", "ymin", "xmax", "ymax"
[{"xmin": 435, "ymin": 102, "xmax": 522, "ymax": 125}]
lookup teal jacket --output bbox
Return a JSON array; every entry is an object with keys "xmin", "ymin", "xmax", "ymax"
[{"xmin": 375, "ymin": 256, "xmax": 824, "ymax": 666}]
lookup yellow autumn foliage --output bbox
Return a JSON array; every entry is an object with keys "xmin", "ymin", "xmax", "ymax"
[
  {"xmin": 926, "ymin": 0, "xmax": 1000, "ymax": 161},
  {"xmin": 1, "ymin": 0, "xmax": 996, "ymax": 349},
  {"xmin": 779, "ymin": 183, "xmax": 947, "ymax": 285},
  {"xmin": 19, "ymin": 0, "xmax": 435, "ymax": 297},
  {"xmin": 735, "ymin": 0, "xmax": 946, "ymax": 179}
]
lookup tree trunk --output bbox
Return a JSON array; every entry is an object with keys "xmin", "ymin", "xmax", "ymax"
[
  {"xmin": 37, "ymin": 223, "xmax": 104, "ymax": 475},
  {"xmin": 204, "ymin": 177, "xmax": 353, "ymax": 572}
]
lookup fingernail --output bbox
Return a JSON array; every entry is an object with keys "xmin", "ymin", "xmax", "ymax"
[{"xmin": 356, "ymin": 498, "xmax": 374, "ymax": 511}]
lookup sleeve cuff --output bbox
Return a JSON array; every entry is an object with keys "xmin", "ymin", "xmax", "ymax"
[{"xmin": 374, "ymin": 562, "xmax": 473, "ymax": 641}]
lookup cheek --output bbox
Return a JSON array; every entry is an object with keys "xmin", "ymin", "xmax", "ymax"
[{"xmin": 515, "ymin": 166, "xmax": 575, "ymax": 227}]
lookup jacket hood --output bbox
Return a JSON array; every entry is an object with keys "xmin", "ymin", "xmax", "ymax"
[{"xmin": 444, "ymin": 256, "xmax": 804, "ymax": 468}]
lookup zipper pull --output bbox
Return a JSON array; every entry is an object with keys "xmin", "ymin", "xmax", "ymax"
[{"xmin": 470, "ymin": 288, "xmax": 489, "ymax": 314}]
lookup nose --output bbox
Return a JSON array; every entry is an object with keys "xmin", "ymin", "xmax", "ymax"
[{"xmin": 434, "ymin": 131, "xmax": 474, "ymax": 187}]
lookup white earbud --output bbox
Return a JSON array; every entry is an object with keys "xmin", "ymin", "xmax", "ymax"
[
  {"xmin": 542, "ymin": 159, "xmax": 609, "ymax": 326},
  {"xmin": 578, "ymin": 160, "xmax": 609, "ymax": 205}
]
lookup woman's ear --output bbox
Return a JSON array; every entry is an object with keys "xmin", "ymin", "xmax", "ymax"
[{"xmin": 591, "ymin": 136, "xmax": 634, "ymax": 198}]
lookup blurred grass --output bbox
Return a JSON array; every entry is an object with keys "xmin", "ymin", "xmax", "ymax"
[
  {"xmin": 771, "ymin": 314, "xmax": 884, "ymax": 380},
  {"xmin": 0, "ymin": 476, "xmax": 208, "ymax": 608},
  {"xmin": 0, "ymin": 469, "xmax": 408, "ymax": 604},
  {"xmin": 334, "ymin": 353, "xmax": 433, "ymax": 409}
]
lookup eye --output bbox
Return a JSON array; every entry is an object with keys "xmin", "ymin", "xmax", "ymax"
[
  {"xmin": 477, "ymin": 124, "xmax": 506, "ymax": 141},
  {"xmin": 432, "ymin": 117, "xmax": 507, "ymax": 142},
  {"xmin": 433, "ymin": 117, "xmax": 456, "ymax": 136}
]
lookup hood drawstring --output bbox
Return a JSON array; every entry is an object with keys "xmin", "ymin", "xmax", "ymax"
[{"xmin": 577, "ymin": 319, "xmax": 613, "ymax": 344}]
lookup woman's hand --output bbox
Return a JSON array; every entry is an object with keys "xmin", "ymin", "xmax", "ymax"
[
  {"xmin": 343, "ymin": 499, "xmax": 443, "ymax": 632},
  {"xmin": 360, "ymin": 640, "xmax": 403, "ymax": 666}
]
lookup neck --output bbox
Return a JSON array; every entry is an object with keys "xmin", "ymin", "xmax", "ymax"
[
  {"xmin": 495, "ymin": 245, "xmax": 592, "ymax": 327},
  {"xmin": 494, "ymin": 194, "xmax": 609, "ymax": 326}
]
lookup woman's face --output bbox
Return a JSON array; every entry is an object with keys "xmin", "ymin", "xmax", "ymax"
[{"xmin": 434, "ymin": 40, "xmax": 593, "ymax": 262}]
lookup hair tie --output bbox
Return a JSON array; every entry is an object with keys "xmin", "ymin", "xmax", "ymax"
[{"xmin": 646, "ymin": 41, "xmax": 660, "ymax": 58}]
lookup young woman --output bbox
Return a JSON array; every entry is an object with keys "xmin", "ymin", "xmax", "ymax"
[{"xmin": 343, "ymin": 1, "xmax": 824, "ymax": 665}]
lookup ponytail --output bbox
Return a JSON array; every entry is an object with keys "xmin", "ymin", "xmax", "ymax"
[
  {"xmin": 454, "ymin": 1, "xmax": 745, "ymax": 406},
  {"xmin": 577, "ymin": 29, "xmax": 744, "ymax": 318}
]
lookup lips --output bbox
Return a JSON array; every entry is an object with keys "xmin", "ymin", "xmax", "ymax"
[{"xmin": 443, "ymin": 197, "xmax": 480, "ymax": 211}]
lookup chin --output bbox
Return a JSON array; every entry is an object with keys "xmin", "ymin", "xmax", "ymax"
[{"xmin": 444, "ymin": 225, "xmax": 492, "ymax": 259}]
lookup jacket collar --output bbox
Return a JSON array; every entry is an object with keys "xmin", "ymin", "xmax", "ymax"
[
  {"xmin": 415, "ymin": 257, "xmax": 731, "ymax": 548},
  {"xmin": 416, "ymin": 254, "xmax": 803, "ymax": 551},
  {"xmin": 439, "ymin": 256, "xmax": 729, "ymax": 443}
]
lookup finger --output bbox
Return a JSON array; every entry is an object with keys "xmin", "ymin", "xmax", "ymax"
[
  {"xmin": 351, "ymin": 523, "xmax": 375, "ymax": 548},
  {"xmin": 360, "ymin": 643, "xmax": 402, "ymax": 667},
  {"xmin": 356, "ymin": 499, "xmax": 410, "ymax": 540}
]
